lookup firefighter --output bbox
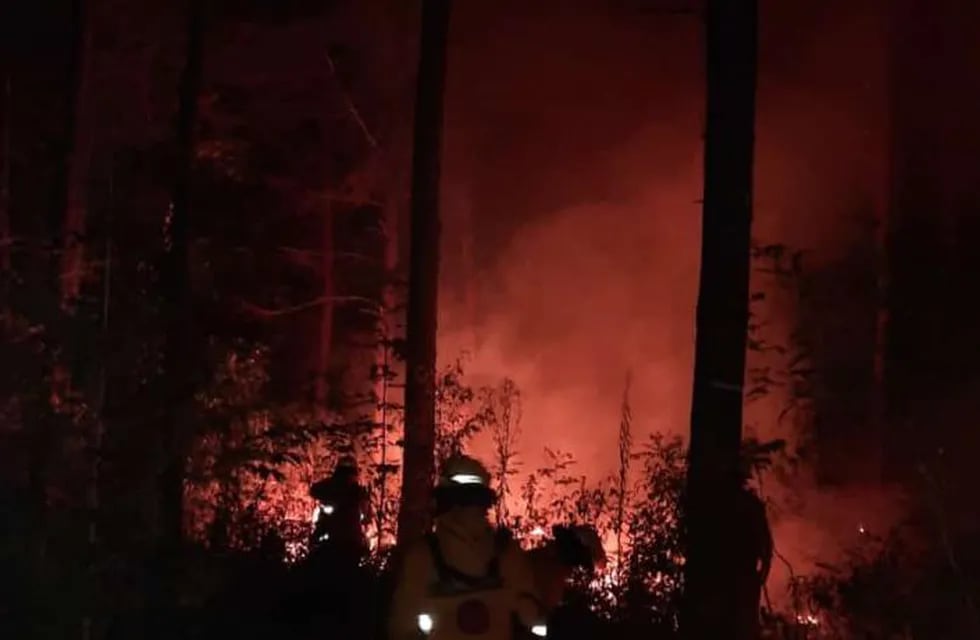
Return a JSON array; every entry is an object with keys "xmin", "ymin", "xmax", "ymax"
[
  {"xmin": 387, "ymin": 455, "xmax": 546, "ymax": 640},
  {"xmin": 301, "ymin": 455, "xmax": 371, "ymax": 633},
  {"xmin": 309, "ymin": 454, "xmax": 369, "ymax": 559},
  {"xmin": 732, "ymin": 460, "xmax": 774, "ymax": 640},
  {"xmin": 528, "ymin": 525, "xmax": 606, "ymax": 613}
]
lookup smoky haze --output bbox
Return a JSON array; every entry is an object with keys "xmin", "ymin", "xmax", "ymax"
[
  {"xmin": 440, "ymin": 2, "xmax": 703, "ymax": 470},
  {"xmin": 436, "ymin": 0, "xmax": 897, "ymax": 604}
]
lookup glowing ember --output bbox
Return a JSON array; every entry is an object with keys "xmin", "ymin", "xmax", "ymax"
[
  {"xmin": 530, "ymin": 526, "xmax": 546, "ymax": 537},
  {"xmin": 284, "ymin": 541, "xmax": 306, "ymax": 563},
  {"xmin": 796, "ymin": 613, "xmax": 820, "ymax": 627}
]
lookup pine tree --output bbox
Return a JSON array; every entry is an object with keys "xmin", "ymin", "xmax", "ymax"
[
  {"xmin": 681, "ymin": 0, "xmax": 758, "ymax": 637},
  {"xmin": 156, "ymin": 0, "xmax": 206, "ymax": 620},
  {"xmin": 397, "ymin": 0, "xmax": 451, "ymax": 544}
]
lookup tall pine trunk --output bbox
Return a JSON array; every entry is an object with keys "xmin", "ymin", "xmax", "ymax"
[
  {"xmin": 867, "ymin": 0, "xmax": 894, "ymax": 485},
  {"xmin": 60, "ymin": 0, "xmax": 94, "ymax": 309},
  {"xmin": 681, "ymin": 1, "xmax": 758, "ymax": 638},
  {"xmin": 83, "ymin": 161, "xmax": 113, "ymax": 640},
  {"xmin": 862, "ymin": 1, "xmax": 894, "ymax": 483},
  {"xmin": 0, "ymin": 73, "xmax": 10, "ymax": 275},
  {"xmin": 157, "ymin": 0, "xmax": 205, "ymax": 618},
  {"xmin": 25, "ymin": 0, "xmax": 94, "ymax": 571},
  {"xmin": 397, "ymin": 0, "xmax": 451, "ymax": 545}
]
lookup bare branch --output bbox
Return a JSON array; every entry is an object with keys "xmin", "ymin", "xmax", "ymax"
[
  {"xmin": 325, "ymin": 52, "xmax": 379, "ymax": 149},
  {"xmin": 239, "ymin": 295, "xmax": 379, "ymax": 318},
  {"xmin": 276, "ymin": 246, "xmax": 380, "ymax": 263},
  {"xmin": 276, "ymin": 246, "xmax": 322, "ymax": 259},
  {"xmin": 306, "ymin": 188, "xmax": 384, "ymax": 208}
]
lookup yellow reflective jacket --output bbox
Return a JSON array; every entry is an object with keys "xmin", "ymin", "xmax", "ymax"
[{"xmin": 387, "ymin": 508, "xmax": 544, "ymax": 640}]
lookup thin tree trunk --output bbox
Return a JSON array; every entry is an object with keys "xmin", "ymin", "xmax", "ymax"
[
  {"xmin": 60, "ymin": 0, "xmax": 94, "ymax": 309},
  {"xmin": 681, "ymin": 0, "xmax": 758, "ymax": 638},
  {"xmin": 316, "ymin": 203, "xmax": 334, "ymax": 407},
  {"xmin": 867, "ymin": 0, "xmax": 894, "ymax": 485},
  {"xmin": 397, "ymin": 0, "xmax": 451, "ymax": 545},
  {"xmin": 157, "ymin": 0, "xmax": 206, "ymax": 621},
  {"xmin": 83, "ymin": 160, "xmax": 113, "ymax": 640},
  {"xmin": 374, "ymin": 194, "xmax": 400, "ymax": 546},
  {"xmin": 26, "ymin": 0, "xmax": 94, "ymax": 573},
  {"xmin": 615, "ymin": 372, "xmax": 633, "ymax": 573},
  {"xmin": 0, "ymin": 73, "xmax": 10, "ymax": 275}
]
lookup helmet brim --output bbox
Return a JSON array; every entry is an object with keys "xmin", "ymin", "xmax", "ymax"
[{"xmin": 433, "ymin": 484, "xmax": 497, "ymax": 512}]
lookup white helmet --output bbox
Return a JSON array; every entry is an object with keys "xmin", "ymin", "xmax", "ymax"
[{"xmin": 437, "ymin": 455, "xmax": 491, "ymax": 489}]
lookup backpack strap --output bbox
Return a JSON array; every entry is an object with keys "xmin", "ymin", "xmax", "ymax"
[
  {"xmin": 426, "ymin": 532, "xmax": 453, "ymax": 583},
  {"xmin": 487, "ymin": 528, "xmax": 514, "ymax": 580},
  {"xmin": 425, "ymin": 532, "xmax": 504, "ymax": 593}
]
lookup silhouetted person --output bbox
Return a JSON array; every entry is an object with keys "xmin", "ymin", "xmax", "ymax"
[
  {"xmin": 731, "ymin": 464, "xmax": 773, "ymax": 640},
  {"xmin": 526, "ymin": 525, "xmax": 606, "ymax": 640},
  {"xmin": 302, "ymin": 455, "xmax": 370, "ymax": 633},
  {"xmin": 309, "ymin": 455, "xmax": 369, "ymax": 560},
  {"xmin": 528, "ymin": 525, "xmax": 606, "ymax": 613}
]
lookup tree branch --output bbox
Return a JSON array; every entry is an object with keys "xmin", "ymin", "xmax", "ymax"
[
  {"xmin": 276, "ymin": 246, "xmax": 380, "ymax": 263},
  {"xmin": 306, "ymin": 188, "xmax": 385, "ymax": 208},
  {"xmin": 239, "ymin": 295, "xmax": 379, "ymax": 318},
  {"xmin": 325, "ymin": 52, "xmax": 379, "ymax": 149}
]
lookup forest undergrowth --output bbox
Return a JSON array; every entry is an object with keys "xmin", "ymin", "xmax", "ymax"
[
  {"xmin": 175, "ymin": 341, "xmax": 969, "ymax": 640},
  {"xmin": 3, "ymin": 248, "xmax": 977, "ymax": 640}
]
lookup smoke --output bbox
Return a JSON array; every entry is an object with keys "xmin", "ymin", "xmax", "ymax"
[
  {"xmin": 440, "ymin": 129, "xmax": 702, "ymax": 470},
  {"xmin": 439, "ymin": 0, "xmax": 703, "ymax": 471},
  {"xmin": 436, "ymin": 0, "xmax": 903, "ymax": 612}
]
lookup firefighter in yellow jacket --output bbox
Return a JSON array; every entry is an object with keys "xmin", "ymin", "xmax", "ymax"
[{"xmin": 387, "ymin": 455, "xmax": 547, "ymax": 640}]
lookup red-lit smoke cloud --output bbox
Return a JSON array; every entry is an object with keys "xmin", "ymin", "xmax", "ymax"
[{"xmin": 436, "ymin": 0, "xmax": 903, "ymax": 609}]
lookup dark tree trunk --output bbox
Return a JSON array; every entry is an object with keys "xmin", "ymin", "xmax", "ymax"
[
  {"xmin": 882, "ymin": 0, "xmax": 977, "ymax": 480},
  {"xmin": 868, "ymin": 0, "xmax": 894, "ymax": 485},
  {"xmin": 681, "ymin": 1, "xmax": 758, "ymax": 639},
  {"xmin": 0, "ymin": 0, "xmax": 6, "ymax": 274},
  {"xmin": 60, "ymin": 0, "xmax": 94, "ymax": 309},
  {"xmin": 397, "ymin": 0, "xmax": 451, "ymax": 545},
  {"xmin": 156, "ymin": 0, "xmax": 206, "ymax": 620},
  {"xmin": 23, "ymin": 0, "xmax": 93, "ymax": 573},
  {"xmin": 0, "ymin": 74, "xmax": 10, "ymax": 275},
  {"xmin": 83, "ymin": 161, "xmax": 113, "ymax": 640}
]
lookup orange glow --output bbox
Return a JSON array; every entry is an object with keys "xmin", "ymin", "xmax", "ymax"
[
  {"xmin": 433, "ymin": 0, "xmax": 904, "ymax": 619},
  {"xmin": 176, "ymin": 2, "xmax": 908, "ymax": 625}
]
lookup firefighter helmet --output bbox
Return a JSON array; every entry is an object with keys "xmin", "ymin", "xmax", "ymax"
[
  {"xmin": 437, "ymin": 455, "xmax": 492, "ymax": 488},
  {"xmin": 434, "ymin": 455, "xmax": 496, "ymax": 513},
  {"xmin": 336, "ymin": 454, "xmax": 358, "ymax": 473}
]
